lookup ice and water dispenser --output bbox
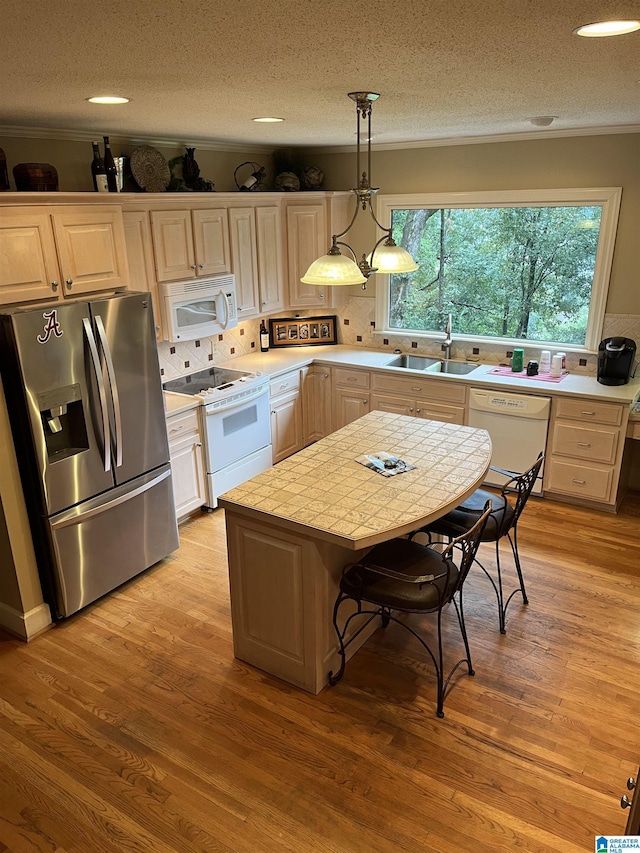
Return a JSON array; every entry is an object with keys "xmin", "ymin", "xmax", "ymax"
[{"xmin": 38, "ymin": 384, "xmax": 89, "ymax": 461}]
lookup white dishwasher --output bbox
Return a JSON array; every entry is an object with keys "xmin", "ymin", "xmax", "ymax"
[{"xmin": 468, "ymin": 388, "xmax": 550, "ymax": 494}]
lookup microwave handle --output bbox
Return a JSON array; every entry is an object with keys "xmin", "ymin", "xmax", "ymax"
[{"xmin": 218, "ymin": 290, "xmax": 230, "ymax": 330}]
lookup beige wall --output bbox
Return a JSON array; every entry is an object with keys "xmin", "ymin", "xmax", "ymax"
[
  {"xmin": 309, "ymin": 133, "xmax": 640, "ymax": 313},
  {"xmin": 0, "ymin": 135, "xmax": 274, "ymax": 193}
]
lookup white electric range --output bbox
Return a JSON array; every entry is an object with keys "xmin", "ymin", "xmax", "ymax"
[{"xmin": 164, "ymin": 367, "xmax": 272, "ymax": 508}]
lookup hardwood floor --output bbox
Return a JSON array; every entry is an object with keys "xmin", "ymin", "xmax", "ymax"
[{"xmin": 1, "ymin": 492, "xmax": 639, "ymax": 852}]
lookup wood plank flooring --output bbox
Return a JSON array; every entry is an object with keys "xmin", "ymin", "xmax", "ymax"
[{"xmin": 1, "ymin": 491, "xmax": 639, "ymax": 852}]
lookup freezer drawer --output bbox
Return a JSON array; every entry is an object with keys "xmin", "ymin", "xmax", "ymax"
[{"xmin": 47, "ymin": 465, "xmax": 179, "ymax": 617}]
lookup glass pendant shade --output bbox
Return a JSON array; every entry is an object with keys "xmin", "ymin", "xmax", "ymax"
[
  {"xmin": 368, "ymin": 243, "xmax": 419, "ymax": 274},
  {"xmin": 301, "ymin": 252, "xmax": 366, "ymax": 286},
  {"xmin": 302, "ymin": 92, "xmax": 418, "ymax": 288}
]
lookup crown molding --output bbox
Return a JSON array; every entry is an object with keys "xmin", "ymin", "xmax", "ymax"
[
  {"xmin": 0, "ymin": 124, "xmax": 275, "ymax": 154},
  {"xmin": 306, "ymin": 124, "xmax": 640, "ymax": 154},
  {"xmin": 1, "ymin": 122, "xmax": 637, "ymax": 154}
]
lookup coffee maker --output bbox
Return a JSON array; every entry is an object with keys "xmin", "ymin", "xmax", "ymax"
[{"xmin": 597, "ymin": 337, "xmax": 636, "ymax": 385}]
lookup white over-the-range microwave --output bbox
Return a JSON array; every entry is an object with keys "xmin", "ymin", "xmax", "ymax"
[{"xmin": 159, "ymin": 275, "xmax": 238, "ymax": 342}]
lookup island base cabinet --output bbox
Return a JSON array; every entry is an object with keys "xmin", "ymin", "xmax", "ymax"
[{"xmin": 225, "ymin": 510, "xmax": 379, "ymax": 694}]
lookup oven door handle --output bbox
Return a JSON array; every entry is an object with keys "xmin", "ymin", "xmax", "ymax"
[{"xmin": 204, "ymin": 385, "xmax": 268, "ymax": 415}]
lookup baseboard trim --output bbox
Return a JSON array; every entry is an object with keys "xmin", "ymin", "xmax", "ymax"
[{"xmin": 0, "ymin": 601, "xmax": 52, "ymax": 641}]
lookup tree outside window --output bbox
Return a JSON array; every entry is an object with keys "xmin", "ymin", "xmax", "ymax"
[{"xmin": 377, "ymin": 188, "xmax": 621, "ymax": 351}]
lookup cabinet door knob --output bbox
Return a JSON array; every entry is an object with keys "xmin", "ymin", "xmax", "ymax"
[
  {"xmin": 51, "ymin": 280, "xmax": 59, "ymax": 291},
  {"xmin": 362, "ymin": 399, "xmax": 367, "ymax": 405},
  {"xmin": 621, "ymin": 794, "xmax": 633, "ymax": 810},
  {"xmin": 628, "ymin": 777, "xmax": 637, "ymax": 791},
  {"xmin": 416, "ymin": 408, "xmax": 421, "ymax": 413},
  {"xmin": 196, "ymin": 442, "xmax": 202, "ymax": 447},
  {"xmin": 65, "ymin": 278, "xmax": 73, "ymax": 287},
  {"xmin": 323, "ymin": 373, "xmax": 329, "ymax": 379},
  {"xmin": 190, "ymin": 264, "xmax": 196, "ymax": 270},
  {"xmin": 199, "ymin": 263, "xmax": 204, "ymax": 269},
  {"xmin": 409, "ymin": 407, "xmax": 414, "ymax": 412},
  {"xmin": 319, "ymin": 294, "xmax": 324, "ymax": 300}
]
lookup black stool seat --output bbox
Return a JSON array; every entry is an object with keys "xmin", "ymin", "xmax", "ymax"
[
  {"xmin": 428, "ymin": 488, "xmax": 515, "ymax": 542},
  {"xmin": 340, "ymin": 539, "xmax": 456, "ymax": 612}
]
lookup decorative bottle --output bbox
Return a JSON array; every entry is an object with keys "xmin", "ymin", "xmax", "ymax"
[
  {"xmin": 103, "ymin": 136, "xmax": 118, "ymax": 192},
  {"xmin": 91, "ymin": 141, "xmax": 108, "ymax": 192},
  {"xmin": 260, "ymin": 321, "xmax": 269, "ymax": 352}
]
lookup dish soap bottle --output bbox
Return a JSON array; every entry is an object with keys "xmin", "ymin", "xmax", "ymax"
[{"xmin": 259, "ymin": 321, "xmax": 269, "ymax": 352}]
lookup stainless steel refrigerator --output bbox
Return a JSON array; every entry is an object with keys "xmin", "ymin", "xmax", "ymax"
[{"xmin": 0, "ymin": 292, "xmax": 179, "ymax": 618}]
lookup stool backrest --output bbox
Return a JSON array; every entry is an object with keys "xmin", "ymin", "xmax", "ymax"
[
  {"xmin": 500, "ymin": 452, "xmax": 545, "ymax": 532},
  {"xmin": 443, "ymin": 499, "xmax": 493, "ymax": 588}
]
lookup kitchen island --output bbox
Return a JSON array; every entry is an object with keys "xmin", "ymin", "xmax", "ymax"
[{"xmin": 219, "ymin": 410, "xmax": 492, "ymax": 693}]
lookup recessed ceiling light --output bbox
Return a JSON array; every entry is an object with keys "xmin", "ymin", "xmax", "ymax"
[
  {"xmin": 252, "ymin": 116, "xmax": 284, "ymax": 123},
  {"xmin": 573, "ymin": 20, "xmax": 640, "ymax": 37},
  {"xmin": 87, "ymin": 96, "xmax": 130, "ymax": 104},
  {"xmin": 529, "ymin": 116, "xmax": 558, "ymax": 127}
]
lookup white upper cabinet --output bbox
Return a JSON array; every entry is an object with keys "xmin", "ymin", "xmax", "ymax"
[
  {"xmin": 150, "ymin": 206, "xmax": 231, "ymax": 283},
  {"xmin": 256, "ymin": 205, "xmax": 284, "ymax": 314},
  {"xmin": 192, "ymin": 208, "xmax": 231, "ymax": 276},
  {"xmin": 0, "ymin": 205, "xmax": 129, "ymax": 305},
  {"xmin": 285, "ymin": 203, "xmax": 328, "ymax": 310},
  {"xmin": 228, "ymin": 207, "xmax": 260, "ymax": 319}
]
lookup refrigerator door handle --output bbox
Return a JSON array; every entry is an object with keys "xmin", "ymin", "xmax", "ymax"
[
  {"xmin": 83, "ymin": 317, "xmax": 111, "ymax": 473},
  {"xmin": 50, "ymin": 468, "xmax": 172, "ymax": 530},
  {"xmin": 95, "ymin": 314, "xmax": 123, "ymax": 469}
]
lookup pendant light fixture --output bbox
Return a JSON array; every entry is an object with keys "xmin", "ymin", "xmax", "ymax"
[{"xmin": 301, "ymin": 92, "xmax": 419, "ymax": 288}]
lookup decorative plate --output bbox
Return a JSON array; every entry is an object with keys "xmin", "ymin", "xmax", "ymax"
[{"xmin": 130, "ymin": 145, "xmax": 171, "ymax": 193}]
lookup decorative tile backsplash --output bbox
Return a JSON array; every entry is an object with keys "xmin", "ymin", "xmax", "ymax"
[{"xmin": 156, "ymin": 297, "xmax": 640, "ymax": 381}]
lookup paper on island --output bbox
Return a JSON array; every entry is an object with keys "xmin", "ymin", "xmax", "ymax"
[{"xmin": 355, "ymin": 451, "xmax": 415, "ymax": 477}]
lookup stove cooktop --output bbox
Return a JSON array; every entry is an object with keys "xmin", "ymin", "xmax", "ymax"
[{"xmin": 163, "ymin": 366, "xmax": 266, "ymax": 405}]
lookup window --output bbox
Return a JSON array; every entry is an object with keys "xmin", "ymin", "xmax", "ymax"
[{"xmin": 375, "ymin": 188, "xmax": 621, "ymax": 351}]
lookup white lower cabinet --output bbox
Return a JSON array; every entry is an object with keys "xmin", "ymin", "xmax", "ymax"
[
  {"xmin": 333, "ymin": 368, "xmax": 371, "ymax": 430},
  {"xmin": 302, "ymin": 365, "xmax": 332, "ymax": 445},
  {"xmin": 544, "ymin": 397, "xmax": 627, "ymax": 507},
  {"xmin": 270, "ymin": 370, "xmax": 303, "ymax": 464},
  {"xmin": 166, "ymin": 408, "xmax": 206, "ymax": 521}
]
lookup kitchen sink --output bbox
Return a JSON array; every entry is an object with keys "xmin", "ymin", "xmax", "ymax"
[
  {"xmin": 428, "ymin": 360, "xmax": 481, "ymax": 375},
  {"xmin": 385, "ymin": 355, "xmax": 441, "ymax": 370},
  {"xmin": 385, "ymin": 354, "xmax": 481, "ymax": 375}
]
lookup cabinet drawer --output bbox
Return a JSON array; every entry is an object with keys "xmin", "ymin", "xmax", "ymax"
[
  {"xmin": 545, "ymin": 459, "xmax": 613, "ymax": 502},
  {"xmin": 552, "ymin": 423, "xmax": 618, "ymax": 464},
  {"xmin": 270, "ymin": 369, "xmax": 300, "ymax": 398},
  {"xmin": 416, "ymin": 402, "xmax": 466, "ymax": 425},
  {"xmin": 554, "ymin": 397, "xmax": 623, "ymax": 426},
  {"xmin": 372, "ymin": 371, "xmax": 466, "ymax": 404},
  {"xmin": 166, "ymin": 409, "xmax": 200, "ymax": 444},
  {"xmin": 334, "ymin": 368, "xmax": 370, "ymax": 391}
]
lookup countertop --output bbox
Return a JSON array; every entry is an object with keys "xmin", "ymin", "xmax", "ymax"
[
  {"xmin": 218, "ymin": 410, "xmax": 492, "ymax": 550},
  {"xmin": 222, "ymin": 345, "xmax": 640, "ymax": 407},
  {"xmin": 163, "ymin": 391, "xmax": 201, "ymax": 416}
]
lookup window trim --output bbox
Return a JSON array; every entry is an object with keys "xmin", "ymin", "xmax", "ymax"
[{"xmin": 374, "ymin": 187, "xmax": 622, "ymax": 352}]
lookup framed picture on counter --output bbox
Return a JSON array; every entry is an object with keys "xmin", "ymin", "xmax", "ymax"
[{"xmin": 268, "ymin": 315, "xmax": 337, "ymax": 348}]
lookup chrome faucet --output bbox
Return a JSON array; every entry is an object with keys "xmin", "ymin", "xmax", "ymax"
[{"xmin": 442, "ymin": 313, "xmax": 452, "ymax": 361}]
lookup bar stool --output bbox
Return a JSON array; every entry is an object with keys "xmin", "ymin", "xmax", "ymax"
[
  {"xmin": 328, "ymin": 502, "xmax": 491, "ymax": 718},
  {"xmin": 412, "ymin": 453, "xmax": 544, "ymax": 634}
]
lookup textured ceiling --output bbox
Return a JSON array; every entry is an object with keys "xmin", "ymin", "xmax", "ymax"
[{"xmin": 1, "ymin": 0, "xmax": 639, "ymax": 148}]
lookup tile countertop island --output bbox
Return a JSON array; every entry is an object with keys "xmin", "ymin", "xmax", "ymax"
[
  {"xmin": 222, "ymin": 345, "xmax": 640, "ymax": 406},
  {"xmin": 218, "ymin": 410, "xmax": 492, "ymax": 693}
]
